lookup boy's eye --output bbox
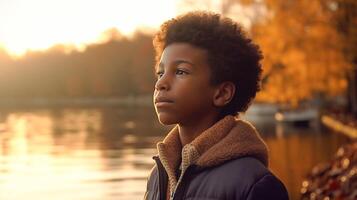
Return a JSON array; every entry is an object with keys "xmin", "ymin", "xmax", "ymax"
[
  {"xmin": 156, "ymin": 71, "xmax": 164, "ymax": 78},
  {"xmin": 176, "ymin": 69, "xmax": 188, "ymax": 75}
]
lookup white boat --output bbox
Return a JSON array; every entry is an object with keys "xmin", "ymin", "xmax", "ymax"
[
  {"xmin": 241, "ymin": 103, "xmax": 278, "ymax": 123},
  {"xmin": 275, "ymin": 107, "xmax": 319, "ymax": 123}
]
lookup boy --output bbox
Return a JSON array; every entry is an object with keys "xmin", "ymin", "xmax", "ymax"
[{"xmin": 144, "ymin": 11, "xmax": 289, "ymax": 200}]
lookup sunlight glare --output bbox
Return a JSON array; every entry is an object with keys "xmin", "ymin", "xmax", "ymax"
[{"xmin": 0, "ymin": 0, "xmax": 176, "ymax": 56}]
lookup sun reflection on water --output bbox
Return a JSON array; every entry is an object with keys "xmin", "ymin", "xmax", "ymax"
[{"xmin": 0, "ymin": 108, "xmax": 158, "ymax": 200}]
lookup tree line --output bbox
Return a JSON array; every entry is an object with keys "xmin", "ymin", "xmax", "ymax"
[{"xmin": 0, "ymin": 31, "xmax": 156, "ymax": 99}]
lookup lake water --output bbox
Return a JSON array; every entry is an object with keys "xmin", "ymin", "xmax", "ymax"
[{"xmin": 0, "ymin": 106, "xmax": 350, "ymax": 200}]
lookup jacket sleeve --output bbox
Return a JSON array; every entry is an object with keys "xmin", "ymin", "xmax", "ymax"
[{"xmin": 246, "ymin": 174, "xmax": 289, "ymax": 200}]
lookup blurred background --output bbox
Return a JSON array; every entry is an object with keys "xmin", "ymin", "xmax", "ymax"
[{"xmin": 0, "ymin": 0, "xmax": 356, "ymax": 199}]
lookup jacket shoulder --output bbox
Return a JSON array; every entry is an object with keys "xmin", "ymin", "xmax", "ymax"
[
  {"xmin": 185, "ymin": 157, "xmax": 288, "ymax": 199},
  {"xmin": 213, "ymin": 156, "xmax": 271, "ymax": 187},
  {"xmin": 227, "ymin": 157, "xmax": 288, "ymax": 199},
  {"xmin": 246, "ymin": 173, "xmax": 289, "ymax": 200}
]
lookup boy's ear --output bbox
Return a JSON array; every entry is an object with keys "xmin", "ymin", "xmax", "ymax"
[{"xmin": 213, "ymin": 82, "xmax": 236, "ymax": 107}]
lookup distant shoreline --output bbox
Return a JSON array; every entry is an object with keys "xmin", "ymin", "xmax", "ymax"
[{"xmin": 0, "ymin": 95, "xmax": 153, "ymax": 108}]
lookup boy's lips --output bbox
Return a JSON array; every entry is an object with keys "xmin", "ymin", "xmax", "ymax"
[{"xmin": 154, "ymin": 96, "xmax": 174, "ymax": 106}]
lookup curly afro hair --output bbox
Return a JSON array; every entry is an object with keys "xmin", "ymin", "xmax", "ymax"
[{"xmin": 153, "ymin": 11, "xmax": 263, "ymax": 116}]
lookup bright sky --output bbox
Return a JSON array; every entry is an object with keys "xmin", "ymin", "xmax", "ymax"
[
  {"xmin": 0, "ymin": 0, "xmax": 256, "ymax": 57},
  {"xmin": 0, "ymin": 0, "xmax": 177, "ymax": 56}
]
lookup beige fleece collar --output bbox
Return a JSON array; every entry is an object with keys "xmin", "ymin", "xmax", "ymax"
[{"xmin": 157, "ymin": 115, "xmax": 269, "ymax": 196}]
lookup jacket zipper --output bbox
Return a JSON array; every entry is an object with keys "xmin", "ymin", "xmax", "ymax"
[
  {"xmin": 170, "ymin": 165, "xmax": 195, "ymax": 200},
  {"xmin": 153, "ymin": 156, "xmax": 168, "ymax": 200}
]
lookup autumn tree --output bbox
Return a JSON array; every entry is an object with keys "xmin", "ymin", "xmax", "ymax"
[
  {"xmin": 250, "ymin": 0, "xmax": 351, "ymax": 107},
  {"xmin": 323, "ymin": 0, "xmax": 357, "ymax": 115}
]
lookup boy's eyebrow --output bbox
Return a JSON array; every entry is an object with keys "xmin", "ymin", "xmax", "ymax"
[{"xmin": 158, "ymin": 59, "xmax": 195, "ymax": 70}]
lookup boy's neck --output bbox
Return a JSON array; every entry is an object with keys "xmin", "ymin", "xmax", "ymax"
[{"xmin": 178, "ymin": 113, "xmax": 221, "ymax": 146}]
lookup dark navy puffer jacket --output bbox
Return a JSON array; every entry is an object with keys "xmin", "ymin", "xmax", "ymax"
[
  {"xmin": 144, "ymin": 156, "xmax": 288, "ymax": 200},
  {"xmin": 144, "ymin": 116, "xmax": 289, "ymax": 200}
]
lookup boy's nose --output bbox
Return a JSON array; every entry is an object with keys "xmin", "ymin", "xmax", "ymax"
[{"xmin": 155, "ymin": 76, "xmax": 170, "ymax": 91}]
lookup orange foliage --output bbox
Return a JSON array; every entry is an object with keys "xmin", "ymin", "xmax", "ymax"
[{"xmin": 252, "ymin": 0, "xmax": 352, "ymax": 106}]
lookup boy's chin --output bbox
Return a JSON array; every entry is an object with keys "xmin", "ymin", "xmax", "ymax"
[{"xmin": 157, "ymin": 114, "xmax": 177, "ymax": 125}]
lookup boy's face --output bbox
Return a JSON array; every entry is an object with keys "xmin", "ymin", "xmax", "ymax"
[{"xmin": 153, "ymin": 42, "xmax": 219, "ymax": 125}]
